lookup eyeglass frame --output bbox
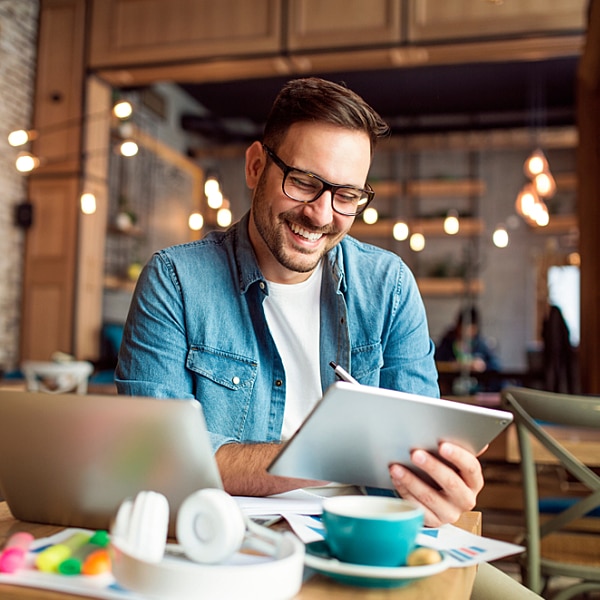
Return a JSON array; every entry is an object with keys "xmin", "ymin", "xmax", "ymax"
[{"xmin": 262, "ymin": 144, "xmax": 375, "ymax": 216}]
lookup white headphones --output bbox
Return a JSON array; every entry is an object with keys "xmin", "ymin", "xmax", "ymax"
[{"xmin": 110, "ymin": 488, "xmax": 305, "ymax": 600}]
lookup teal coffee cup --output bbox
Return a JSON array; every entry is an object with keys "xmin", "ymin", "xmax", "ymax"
[{"xmin": 321, "ymin": 496, "xmax": 424, "ymax": 567}]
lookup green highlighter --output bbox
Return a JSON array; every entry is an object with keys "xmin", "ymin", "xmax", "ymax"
[{"xmin": 57, "ymin": 531, "xmax": 110, "ymax": 575}]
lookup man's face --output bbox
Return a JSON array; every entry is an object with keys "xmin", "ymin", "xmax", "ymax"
[{"xmin": 246, "ymin": 122, "xmax": 372, "ymax": 284}]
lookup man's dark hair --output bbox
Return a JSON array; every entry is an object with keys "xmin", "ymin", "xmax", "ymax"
[{"xmin": 263, "ymin": 77, "xmax": 390, "ymax": 154}]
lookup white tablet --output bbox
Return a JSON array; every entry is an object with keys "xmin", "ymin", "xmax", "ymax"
[{"xmin": 268, "ymin": 381, "xmax": 513, "ymax": 489}]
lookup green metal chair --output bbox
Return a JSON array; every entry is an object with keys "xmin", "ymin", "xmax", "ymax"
[{"xmin": 501, "ymin": 386, "xmax": 600, "ymax": 600}]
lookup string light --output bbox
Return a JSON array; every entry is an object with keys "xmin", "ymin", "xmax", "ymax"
[
  {"xmin": 492, "ymin": 224, "xmax": 509, "ymax": 248},
  {"xmin": 80, "ymin": 192, "xmax": 97, "ymax": 215},
  {"xmin": 362, "ymin": 207, "xmax": 378, "ymax": 225},
  {"xmin": 443, "ymin": 209, "xmax": 460, "ymax": 235},
  {"xmin": 216, "ymin": 207, "xmax": 232, "ymax": 228},
  {"xmin": 188, "ymin": 212, "xmax": 204, "ymax": 231},
  {"xmin": 392, "ymin": 221, "xmax": 409, "ymax": 241},
  {"xmin": 409, "ymin": 232, "xmax": 425, "ymax": 252}
]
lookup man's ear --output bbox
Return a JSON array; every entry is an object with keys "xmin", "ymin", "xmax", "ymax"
[{"xmin": 245, "ymin": 141, "xmax": 266, "ymax": 190}]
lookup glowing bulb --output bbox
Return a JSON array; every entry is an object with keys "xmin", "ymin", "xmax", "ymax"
[
  {"xmin": 113, "ymin": 101, "xmax": 133, "ymax": 119},
  {"xmin": 523, "ymin": 149, "xmax": 548, "ymax": 178},
  {"xmin": 392, "ymin": 221, "xmax": 409, "ymax": 241},
  {"xmin": 188, "ymin": 212, "xmax": 204, "ymax": 231},
  {"xmin": 492, "ymin": 225, "xmax": 509, "ymax": 248},
  {"xmin": 515, "ymin": 185, "xmax": 538, "ymax": 217},
  {"xmin": 15, "ymin": 152, "xmax": 39, "ymax": 173},
  {"xmin": 533, "ymin": 171, "xmax": 556, "ymax": 198},
  {"xmin": 443, "ymin": 210, "xmax": 460, "ymax": 235},
  {"xmin": 204, "ymin": 177, "xmax": 220, "ymax": 197},
  {"xmin": 207, "ymin": 190, "xmax": 223, "ymax": 209},
  {"xmin": 216, "ymin": 207, "xmax": 232, "ymax": 228},
  {"xmin": 362, "ymin": 207, "xmax": 378, "ymax": 225},
  {"xmin": 8, "ymin": 129, "xmax": 31, "ymax": 147},
  {"xmin": 120, "ymin": 140, "xmax": 138, "ymax": 157},
  {"xmin": 80, "ymin": 192, "xmax": 96, "ymax": 215},
  {"xmin": 409, "ymin": 232, "xmax": 425, "ymax": 252}
]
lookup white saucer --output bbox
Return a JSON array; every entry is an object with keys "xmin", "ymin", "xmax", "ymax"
[{"xmin": 304, "ymin": 541, "xmax": 450, "ymax": 588}]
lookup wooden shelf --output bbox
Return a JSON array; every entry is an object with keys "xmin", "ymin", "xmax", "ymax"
[
  {"xmin": 351, "ymin": 217, "xmax": 484, "ymax": 238},
  {"xmin": 371, "ymin": 178, "xmax": 485, "ymax": 198},
  {"xmin": 417, "ymin": 278, "xmax": 484, "ymax": 296}
]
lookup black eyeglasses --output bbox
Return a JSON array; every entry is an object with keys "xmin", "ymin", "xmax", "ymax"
[{"xmin": 262, "ymin": 144, "xmax": 374, "ymax": 216}]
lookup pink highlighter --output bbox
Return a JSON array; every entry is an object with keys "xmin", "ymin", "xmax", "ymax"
[{"xmin": 0, "ymin": 532, "xmax": 35, "ymax": 573}]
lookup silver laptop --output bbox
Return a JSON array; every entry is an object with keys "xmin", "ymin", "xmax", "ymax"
[{"xmin": 0, "ymin": 391, "xmax": 223, "ymax": 532}]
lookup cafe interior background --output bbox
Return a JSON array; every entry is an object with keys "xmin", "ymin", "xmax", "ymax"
[{"xmin": 0, "ymin": 0, "xmax": 595, "ymax": 397}]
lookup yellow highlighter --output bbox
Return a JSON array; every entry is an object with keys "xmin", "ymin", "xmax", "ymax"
[{"xmin": 36, "ymin": 532, "xmax": 91, "ymax": 573}]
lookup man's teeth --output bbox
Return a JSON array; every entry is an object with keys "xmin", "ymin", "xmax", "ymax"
[{"xmin": 290, "ymin": 222, "xmax": 323, "ymax": 241}]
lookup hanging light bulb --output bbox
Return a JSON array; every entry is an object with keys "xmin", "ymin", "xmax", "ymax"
[
  {"xmin": 204, "ymin": 175, "xmax": 220, "ymax": 197},
  {"xmin": 207, "ymin": 190, "xmax": 224, "ymax": 210},
  {"xmin": 492, "ymin": 224, "xmax": 509, "ymax": 248},
  {"xmin": 515, "ymin": 184, "xmax": 538, "ymax": 219},
  {"xmin": 188, "ymin": 211, "xmax": 204, "ymax": 231},
  {"xmin": 533, "ymin": 171, "xmax": 556, "ymax": 198},
  {"xmin": 119, "ymin": 140, "xmax": 138, "ymax": 157},
  {"xmin": 409, "ymin": 232, "xmax": 425, "ymax": 252},
  {"xmin": 523, "ymin": 149, "xmax": 548, "ymax": 179},
  {"xmin": 15, "ymin": 151, "xmax": 40, "ymax": 173},
  {"xmin": 113, "ymin": 100, "xmax": 133, "ymax": 119},
  {"xmin": 531, "ymin": 199, "xmax": 549, "ymax": 227},
  {"xmin": 216, "ymin": 207, "xmax": 232, "ymax": 228},
  {"xmin": 392, "ymin": 221, "xmax": 409, "ymax": 241},
  {"xmin": 362, "ymin": 207, "xmax": 378, "ymax": 225},
  {"xmin": 443, "ymin": 209, "xmax": 460, "ymax": 235},
  {"xmin": 80, "ymin": 192, "xmax": 96, "ymax": 215},
  {"xmin": 8, "ymin": 129, "xmax": 35, "ymax": 147}
]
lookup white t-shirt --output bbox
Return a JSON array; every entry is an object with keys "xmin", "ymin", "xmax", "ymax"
[{"xmin": 263, "ymin": 260, "xmax": 323, "ymax": 440}]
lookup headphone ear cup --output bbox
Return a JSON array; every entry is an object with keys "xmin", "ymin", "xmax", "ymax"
[
  {"xmin": 177, "ymin": 488, "xmax": 246, "ymax": 564},
  {"xmin": 112, "ymin": 491, "xmax": 169, "ymax": 563}
]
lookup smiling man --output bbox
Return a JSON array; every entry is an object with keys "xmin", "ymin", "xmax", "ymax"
[{"xmin": 116, "ymin": 77, "xmax": 484, "ymax": 527}]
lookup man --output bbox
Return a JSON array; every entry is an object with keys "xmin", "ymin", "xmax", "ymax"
[{"xmin": 116, "ymin": 77, "xmax": 483, "ymax": 527}]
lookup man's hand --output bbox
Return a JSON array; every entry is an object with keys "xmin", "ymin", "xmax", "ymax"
[
  {"xmin": 388, "ymin": 442, "xmax": 485, "ymax": 527},
  {"xmin": 216, "ymin": 442, "xmax": 326, "ymax": 497}
]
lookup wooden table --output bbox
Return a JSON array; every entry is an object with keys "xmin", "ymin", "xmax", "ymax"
[{"xmin": 0, "ymin": 503, "xmax": 480, "ymax": 599}]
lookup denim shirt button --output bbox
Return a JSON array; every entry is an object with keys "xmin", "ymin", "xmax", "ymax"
[
  {"xmin": 275, "ymin": 379, "xmax": 283, "ymax": 387},
  {"xmin": 232, "ymin": 376, "xmax": 240, "ymax": 385},
  {"xmin": 259, "ymin": 282, "xmax": 266, "ymax": 290}
]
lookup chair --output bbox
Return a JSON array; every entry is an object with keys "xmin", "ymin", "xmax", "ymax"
[
  {"xmin": 21, "ymin": 360, "xmax": 94, "ymax": 394},
  {"xmin": 501, "ymin": 386, "xmax": 600, "ymax": 600}
]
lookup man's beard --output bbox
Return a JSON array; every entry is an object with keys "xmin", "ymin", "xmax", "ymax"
[{"xmin": 251, "ymin": 172, "xmax": 342, "ymax": 274}]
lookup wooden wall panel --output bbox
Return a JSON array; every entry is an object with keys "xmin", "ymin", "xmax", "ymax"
[
  {"xmin": 21, "ymin": 177, "xmax": 79, "ymax": 360},
  {"xmin": 287, "ymin": 0, "xmax": 401, "ymax": 50},
  {"xmin": 21, "ymin": 0, "xmax": 87, "ymax": 362},
  {"xmin": 89, "ymin": 0, "xmax": 282, "ymax": 68},
  {"xmin": 408, "ymin": 0, "xmax": 587, "ymax": 42},
  {"xmin": 32, "ymin": 0, "xmax": 86, "ymax": 175}
]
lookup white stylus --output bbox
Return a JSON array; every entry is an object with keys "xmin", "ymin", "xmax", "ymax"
[{"xmin": 329, "ymin": 361, "xmax": 359, "ymax": 385}]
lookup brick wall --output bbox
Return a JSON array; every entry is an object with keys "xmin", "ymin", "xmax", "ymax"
[{"xmin": 0, "ymin": 0, "xmax": 39, "ymax": 372}]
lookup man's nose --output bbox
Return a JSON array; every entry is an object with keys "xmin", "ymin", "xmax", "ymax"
[{"xmin": 302, "ymin": 189, "xmax": 334, "ymax": 225}]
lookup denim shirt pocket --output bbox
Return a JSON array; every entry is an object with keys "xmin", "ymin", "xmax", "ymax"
[
  {"xmin": 186, "ymin": 346, "xmax": 258, "ymax": 439},
  {"xmin": 351, "ymin": 342, "xmax": 383, "ymax": 386}
]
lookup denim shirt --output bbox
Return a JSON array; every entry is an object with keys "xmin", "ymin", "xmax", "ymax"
[{"xmin": 116, "ymin": 212, "xmax": 439, "ymax": 451}]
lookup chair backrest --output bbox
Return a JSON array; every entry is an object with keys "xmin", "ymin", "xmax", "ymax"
[
  {"xmin": 501, "ymin": 387, "xmax": 600, "ymax": 598},
  {"xmin": 21, "ymin": 360, "xmax": 94, "ymax": 394}
]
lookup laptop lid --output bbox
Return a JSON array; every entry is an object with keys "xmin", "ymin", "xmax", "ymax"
[{"xmin": 0, "ymin": 391, "xmax": 223, "ymax": 531}]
